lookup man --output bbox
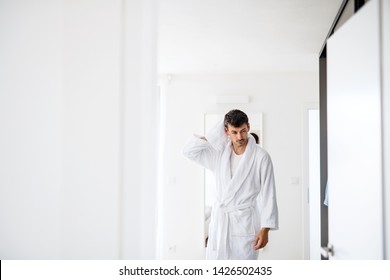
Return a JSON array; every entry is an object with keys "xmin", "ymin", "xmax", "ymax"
[{"xmin": 182, "ymin": 109, "xmax": 278, "ymax": 260}]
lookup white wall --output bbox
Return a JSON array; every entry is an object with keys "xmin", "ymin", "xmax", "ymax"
[
  {"xmin": 61, "ymin": 0, "xmax": 122, "ymax": 259},
  {"xmin": 0, "ymin": 0, "xmax": 158, "ymax": 259},
  {"xmin": 160, "ymin": 70, "xmax": 319, "ymax": 259},
  {"xmin": 308, "ymin": 109, "xmax": 321, "ymax": 259},
  {"xmin": 0, "ymin": 0, "xmax": 63, "ymax": 259}
]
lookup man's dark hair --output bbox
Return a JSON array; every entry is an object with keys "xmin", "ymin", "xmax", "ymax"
[{"xmin": 224, "ymin": 109, "xmax": 249, "ymax": 128}]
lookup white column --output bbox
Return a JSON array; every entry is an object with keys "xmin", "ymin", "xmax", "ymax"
[{"xmin": 121, "ymin": 0, "xmax": 159, "ymax": 259}]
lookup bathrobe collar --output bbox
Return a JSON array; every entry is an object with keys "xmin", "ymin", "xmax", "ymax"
[{"xmin": 218, "ymin": 135, "xmax": 257, "ymax": 206}]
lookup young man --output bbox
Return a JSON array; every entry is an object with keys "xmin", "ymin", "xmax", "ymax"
[{"xmin": 182, "ymin": 109, "xmax": 278, "ymax": 260}]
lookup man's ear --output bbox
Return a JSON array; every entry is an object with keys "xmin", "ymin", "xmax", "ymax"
[
  {"xmin": 247, "ymin": 123, "xmax": 251, "ymax": 132},
  {"xmin": 224, "ymin": 126, "xmax": 228, "ymax": 135}
]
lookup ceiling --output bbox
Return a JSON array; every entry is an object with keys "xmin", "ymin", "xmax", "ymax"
[{"xmin": 158, "ymin": 0, "xmax": 344, "ymax": 73}]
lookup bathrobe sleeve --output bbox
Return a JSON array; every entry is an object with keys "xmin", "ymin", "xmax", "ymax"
[
  {"xmin": 182, "ymin": 136, "xmax": 218, "ymax": 172},
  {"xmin": 259, "ymin": 152, "xmax": 279, "ymax": 230},
  {"xmin": 182, "ymin": 119, "xmax": 228, "ymax": 172}
]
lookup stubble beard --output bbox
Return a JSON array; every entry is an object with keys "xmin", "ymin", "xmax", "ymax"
[{"xmin": 236, "ymin": 138, "xmax": 247, "ymax": 147}]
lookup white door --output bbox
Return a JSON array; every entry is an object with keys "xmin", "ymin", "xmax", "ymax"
[{"xmin": 327, "ymin": 0, "xmax": 384, "ymax": 259}]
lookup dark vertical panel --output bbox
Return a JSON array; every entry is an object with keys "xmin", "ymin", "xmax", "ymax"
[
  {"xmin": 319, "ymin": 51, "xmax": 329, "ymax": 259},
  {"xmin": 354, "ymin": 0, "xmax": 366, "ymax": 12}
]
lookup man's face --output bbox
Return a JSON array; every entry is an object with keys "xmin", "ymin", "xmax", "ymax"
[{"xmin": 225, "ymin": 123, "xmax": 250, "ymax": 147}]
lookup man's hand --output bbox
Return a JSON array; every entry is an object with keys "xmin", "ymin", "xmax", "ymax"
[{"xmin": 254, "ymin": 228, "xmax": 270, "ymax": 250}]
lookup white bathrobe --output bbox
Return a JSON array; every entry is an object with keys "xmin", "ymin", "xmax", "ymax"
[{"xmin": 182, "ymin": 120, "xmax": 279, "ymax": 260}]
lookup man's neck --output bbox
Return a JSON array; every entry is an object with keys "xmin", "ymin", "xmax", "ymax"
[{"xmin": 232, "ymin": 140, "xmax": 248, "ymax": 155}]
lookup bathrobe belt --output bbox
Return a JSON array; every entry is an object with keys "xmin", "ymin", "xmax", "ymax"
[{"xmin": 212, "ymin": 201, "xmax": 255, "ymax": 259}]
